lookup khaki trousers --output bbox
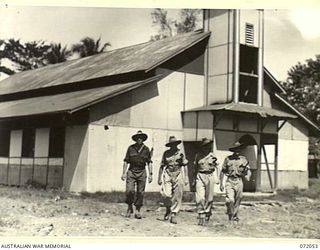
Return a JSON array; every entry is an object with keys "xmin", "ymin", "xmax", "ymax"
[
  {"xmin": 160, "ymin": 170, "xmax": 184, "ymax": 213},
  {"xmin": 195, "ymin": 172, "xmax": 215, "ymax": 216},
  {"xmin": 225, "ymin": 178, "xmax": 243, "ymax": 219}
]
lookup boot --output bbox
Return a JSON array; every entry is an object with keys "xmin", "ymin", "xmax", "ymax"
[
  {"xmin": 198, "ymin": 214, "xmax": 205, "ymax": 226},
  {"xmin": 135, "ymin": 207, "xmax": 142, "ymax": 219},
  {"xmin": 170, "ymin": 213, "xmax": 177, "ymax": 224},
  {"xmin": 125, "ymin": 205, "xmax": 133, "ymax": 218},
  {"xmin": 164, "ymin": 207, "xmax": 171, "ymax": 221},
  {"xmin": 204, "ymin": 214, "xmax": 211, "ymax": 226}
]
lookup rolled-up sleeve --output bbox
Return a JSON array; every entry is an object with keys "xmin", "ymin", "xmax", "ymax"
[
  {"xmin": 124, "ymin": 147, "xmax": 131, "ymax": 163},
  {"xmin": 221, "ymin": 158, "xmax": 228, "ymax": 173}
]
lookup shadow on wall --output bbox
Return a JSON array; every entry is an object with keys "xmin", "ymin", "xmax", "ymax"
[
  {"xmin": 63, "ymin": 126, "xmax": 88, "ymax": 191},
  {"xmin": 215, "ymin": 132, "xmax": 258, "ymax": 192},
  {"xmin": 89, "ymin": 81, "xmax": 159, "ymax": 125},
  {"xmin": 183, "ymin": 141, "xmax": 202, "ymax": 192}
]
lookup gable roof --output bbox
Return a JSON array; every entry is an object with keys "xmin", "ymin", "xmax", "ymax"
[
  {"xmin": 0, "ymin": 75, "xmax": 160, "ymax": 119},
  {"xmin": 275, "ymin": 93, "xmax": 320, "ymax": 135},
  {"xmin": 0, "ymin": 31, "xmax": 210, "ymax": 97},
  {"xmin": 263, "ymin": 67, "xmax": 287, "ymax": 94},
  {"xmin": 264, "ymin": 68, "xmax": 320, "ymax": 135}
]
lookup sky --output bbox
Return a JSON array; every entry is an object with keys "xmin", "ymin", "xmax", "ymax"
[{"xmin": 1, "ymin": 2, "xmax": 320, "ymax": 82}]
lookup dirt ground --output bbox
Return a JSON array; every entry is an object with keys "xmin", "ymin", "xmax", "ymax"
[{"xmin": 0, "ymin": 180, "xmax": 319, "ymax": 239}]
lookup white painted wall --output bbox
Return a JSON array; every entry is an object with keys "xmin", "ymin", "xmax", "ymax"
[
  {"xmin": 278, "ymin": 139, "xmax": 308, "ymax": 171},
  {"xmin": 64, "ymin": 125, "xmax": 89, "ymax": 192},
  {"xmin": 239, "ymin": 10, "xmax": 260, "ymax": 47},
  {"xmin": 34, "ymin": 128, "xmax": 49, "ymax": 157},
  {"xmin": 9, "ymin": 130, "xmax": 22, "ymax": 157},
  {"xmin": 87, "ymin": 124, "xmax": 184, "ymax": 192},
  {"xmin": 277, "ymin": 119, "xmax": 309, "ymax": 172},
  {"xmin": 184, "ymin": 73, "xmax": 204, "ymax": 110}
]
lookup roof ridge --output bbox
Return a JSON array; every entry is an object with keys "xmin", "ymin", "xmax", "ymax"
[{"xmin": 1, "ymin": 31, "xmax": 208, "ymax": 80}]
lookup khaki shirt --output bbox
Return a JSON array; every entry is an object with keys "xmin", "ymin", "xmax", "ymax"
[
  {"xmin": 161, "ymin": 149, "xmax": 188, "ymax": 172},
  {"xmin": 221, "ymin": 154, "xmax": 250, "ymax": 178},
  {"xmin": 195, "ymin": 152, "xmax": 218, "ymax": 172}
]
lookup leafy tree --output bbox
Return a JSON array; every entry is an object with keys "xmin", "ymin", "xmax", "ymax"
[
  {"xmin": 0, "ymin": 39, "xmax": 51, "ymax": 74},
  {"xmin": 150, "ymin": 8, "xmax": 202, "ymax": 40},
  {"xmin": 282, "ymin": 55, "xmax": 320, "ymax": 124},
  {"xmin": 71, "ymin": 37, "xmax": 111, "ymax": 58},
  {"xmin": 282, "ymin": 55, "xmax": 320, "ymax": 156},
  {"xmin": 45, "ymin": 43, "xmax": 72, "ymax": 64}
]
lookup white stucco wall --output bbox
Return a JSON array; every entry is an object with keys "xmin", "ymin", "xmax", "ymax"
[
  {"xmin": 64, "ymin": 125, "xmax": 89, "ymax": 192},
  {"xmin": 278, "ymin": 139, "xmax": 308, "ymax": 171},
  {"xmin": 10, "ymin": 130, "xmax": 22, "ymax": 157},
  {"xmin": 278, "ymin": 120, "xmax": 309, "ymax": 172},
  {"xmin": 86, "ymin": 124, "xmax": 184, "ymax": 192},
  {"xmin": 34, "ymin": 128, "xmax": 49, "ymax": 157}
]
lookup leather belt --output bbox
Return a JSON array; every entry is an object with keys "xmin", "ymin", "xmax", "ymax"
[{"xmin": 199, "ymin": 170, "xmax": 214, "ymax": 174}]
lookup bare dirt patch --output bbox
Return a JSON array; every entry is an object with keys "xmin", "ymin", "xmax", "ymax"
[{"xmin": 0, "ymin": 180, "xmax": 319, "ymax": 238}]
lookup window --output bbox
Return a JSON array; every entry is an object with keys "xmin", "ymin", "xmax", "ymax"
[
  {"xmin": 22, "ymin": 128, "xmax": 35, "ymax": 157},
  {"xmin": 240, "ymin": 44, "xmax": 258, "ymax": 75},
  {"xmin": 239, "ymin": 44, "xmax": 259, "ymax": 104},
  {"xmin": 0, "ymin": 129, "xmax": 10, "ymax": 157},
  {"xmin": 245, "ymin": 23, "xmax": 254, "ymax": 45},
  {"xmin": 49, "ymin": 127, "xmax": 65, "ymax": 157},
  {"xmin": 239, "ymin": 75, "xmax": 258, "ymax": 104}
]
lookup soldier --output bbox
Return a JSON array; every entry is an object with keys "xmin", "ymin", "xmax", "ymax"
[
  {"xmin": 219, "ymin": 141, "xmax": 251, "ymax": 223},
  {"xmin": 121, "ymin": 130, "xmax": 153, "ymax": 219},
  {"xmin": 194, "ymin": 138, "xmax": 219, "ymax": 226},
  {"xmin": 158, "ymin": 136, "xmax": 188, "ymax": 224}
]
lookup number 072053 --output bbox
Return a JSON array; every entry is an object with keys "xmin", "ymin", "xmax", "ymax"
[{"xmin": 299, "ymin": 244, "xmax": 319, "ymax": 248}]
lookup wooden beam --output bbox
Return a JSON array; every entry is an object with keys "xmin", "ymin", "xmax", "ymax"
[
  {"xmin": 277, "ymin": 120, "xmax": 287, "ymax": 132},
  {"xmin": 274, "ymin": 142, "xmax": 278, "ymax": 190},
  {"xmin": 256, "ymin": 141, "xmax": 262, "ymax": 192},
  {"xmin": 6, "ymin": 157, "xmax": 9, "ymax": 185},
  {"xmin": 212, "ymin": 113, "xmax": 223, "ymax": 130},
  {"xmin": 46, "ymin": 157, "xmax": 50, "ymax": 188},
  {"xmin": 262, "ymin": 145, "xmax": 274, "ymax": 191},
  {"xmin": 18, "ymin": 157, "xmax": 22, "ymax": 186},
  {"xmin": 195, "ymin": 111, "xmax": 199, "ymax": 141}
]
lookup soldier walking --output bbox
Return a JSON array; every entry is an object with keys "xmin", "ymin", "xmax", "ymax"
[
  {"xmin": 158, "ymin": 136, "xmax": 189, "ymax": 224},
  {"xmin": 194, "ymin": 138, "xmax": 219, "ymax": 226},
  {"xmin": 121, "ymin": 130, "xmax": 153, "ymax": 219},
  {"xmin": 219, "ymin": 141, "xmax": 251, "ymax": 222}
]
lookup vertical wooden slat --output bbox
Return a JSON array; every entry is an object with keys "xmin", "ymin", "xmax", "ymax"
[
  {"xmin": 6, "ymin": 157, "xmax": 10, "ymax": 185},
  {"xmin": 256, "ymin": 142, "xmax": 262, "ymax": 192},
  {"xmin": 195, "ymin": 111, "xmax": 199, "ymax": 141},
  {"xmin": 31, "ymin": 157, "xmax": 35, "ymax": 183},
  {"xmin": 45, "ymin": 157, "xmax": 50, "ymax": 188},
  {"xmin": 262, "ymin": 145, "xmax": 274, "ymax": 191},
  {"xmin": 183, "ymin": 73, "xmax": 186, "ymax": 111},
  {"xmin": 233, "ymin": 9, "xmax": 240, "ymax": 103},
  {"xmin": 18, "ymin": 157, "xmax": 22, "ymax": 186},
  {"xmin": 274, "ymin": 142, "xmax": 278, "ymax": 190}
]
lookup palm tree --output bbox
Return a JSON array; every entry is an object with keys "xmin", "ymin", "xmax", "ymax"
[
  {"xmin": 71, "ymin": 37, "xmax": 111, "ymax": 58},
  {"xmin": 0, "ymin": 39, "xmax": 51, "ymax": 72},
  {"xmin": 46, "ymin": 43, "xmax": 72, "ymax": 64}
]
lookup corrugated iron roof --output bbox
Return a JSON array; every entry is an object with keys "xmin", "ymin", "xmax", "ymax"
[
  {"xmin": 0, "ymin": 76, "xmax": 160, "ymax": 119},
  {"xmin": 0, "ymin": 31, "xmax": 210, "ymax": 96},
  {"xmin": 184, "ymin": 102, "xmax": 297, "ymax": 119}
]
